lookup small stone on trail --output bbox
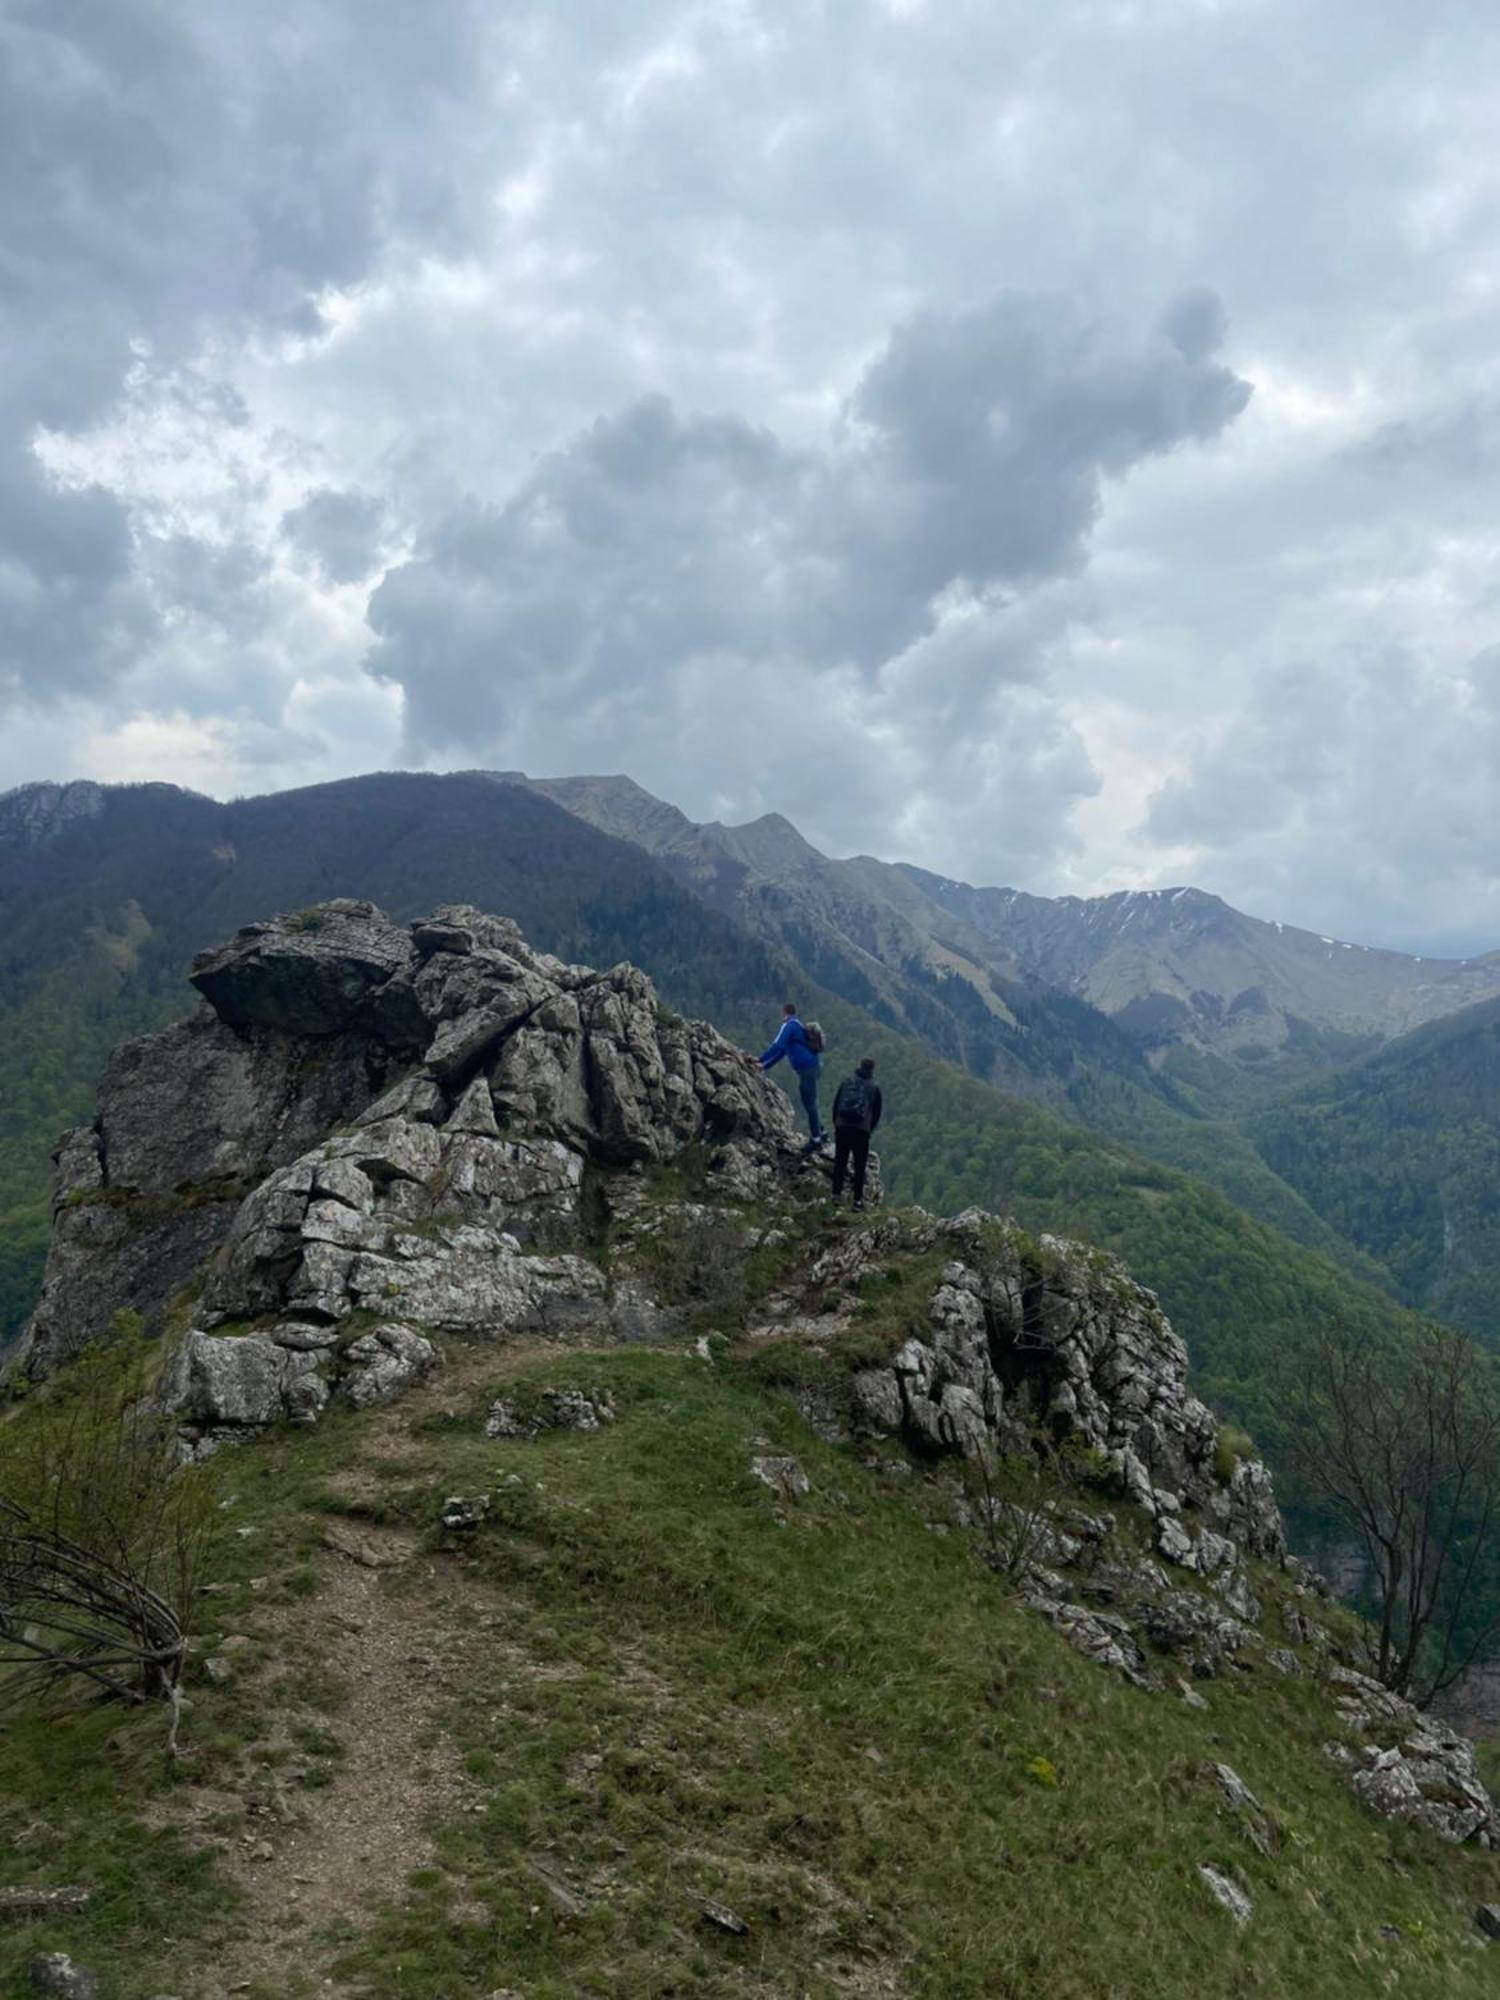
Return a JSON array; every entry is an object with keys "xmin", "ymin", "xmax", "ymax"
[
  {"xmin": 440, "ymin": 1493, "xmax": 492, "ymax": 1532},
  {"xmin": 527, "ymin": 1857, "xmax": 589, "ymax": 1918},
  {"xmin": 27, "ymin": 1957, "xmax": 101, "ymax": 1999},
  {"xmin": 693, "ymin": 1893, "xmax": 750, "ymax": 1935},
  {"xmin": 0, "ymin": 1886, "xmax": 90, "ymax": 1919}
]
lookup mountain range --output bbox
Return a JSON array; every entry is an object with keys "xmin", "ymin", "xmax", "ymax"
[
  {"xmin": 1, "ymin": 764, "xmax": 1498, "ymax": 1413},
  {"xmin": 514, "ymin": 770, "xmax": 1500, "ymax": 1091}
]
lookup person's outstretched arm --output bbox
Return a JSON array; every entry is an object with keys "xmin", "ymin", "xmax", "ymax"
[{"xmin": 759, "ymin": 1019, "xmax": 793, "ymax": 1068}]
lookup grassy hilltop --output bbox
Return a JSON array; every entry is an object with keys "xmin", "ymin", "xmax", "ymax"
[{"xmin": 3, "ymin": 1194, "xmax": 1499, "ymax": 1998}]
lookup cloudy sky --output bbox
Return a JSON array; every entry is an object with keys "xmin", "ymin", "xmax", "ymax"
[{"xmin": 6, "ymin": 1, "xmax": 1500, "ymax": 952}]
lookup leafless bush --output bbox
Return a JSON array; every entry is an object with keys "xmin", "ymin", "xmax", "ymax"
[
  {"xmin": 0, "ymin": 1339, "xmax": 218, "ymax": 1751},
  {"xmin": 1283, "ymin": 1319, "xmax": 1500, "ymax": 1704}
]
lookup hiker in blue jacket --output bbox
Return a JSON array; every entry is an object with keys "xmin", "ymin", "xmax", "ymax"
[{"xmin": 758, "ymin": 1002, "xmax": 825, "ymax": 1151}]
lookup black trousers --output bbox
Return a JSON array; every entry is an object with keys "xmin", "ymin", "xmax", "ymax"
[{"xmin": 832, "ymin": 1125, "xmax": 871, "ymax": 1201}]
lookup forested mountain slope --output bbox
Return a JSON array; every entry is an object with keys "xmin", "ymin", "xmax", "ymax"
[
  {"xmin": 0, "ymin": 769, "xmax": 1441, "ymax": 1466},
  {"xmin": 1249, "ymin": 996, "xmax": 1500, "ymax": 1349},
  {"xmin": 507, "ymin": 773, "xmax": 1394, "ymax": 1262}
]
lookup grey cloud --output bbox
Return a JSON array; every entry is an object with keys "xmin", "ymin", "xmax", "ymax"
[
  {"xmin": 1143, "ymin": 650, "xmax": 1500, "ymax": 953},
  {"xmin": 281, "ymin": 490, "xmax": 389, "ymax": 585},
  {"xmin": 0, "ymin": 0, "xmax": 500, "ymax": 701},
  {"xmin": 366, "ymin": 291, "xmax": 1249, "ymax": 757},
  {"xmin": 1345, "ymin": 398, "xmax": 1500, "ymax": 487},
  {"xmin": 8, "ymin": 0, "xmax": 1500, "ymax": 934},
  {"xmin": 831, "ymin": 291, "xmax": 1250, "ymax": 657},
  {"xmin": 0, "ymin": 445, "xmax": 155, "ymax": 698}
]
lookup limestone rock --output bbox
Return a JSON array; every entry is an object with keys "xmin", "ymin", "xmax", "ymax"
[
  {"xmin": 1197, "ymin": 1865, "xmax": 1252, "ymax": 1925},
  {"xmin": 841, "ymin": 1217, "xmax": 1283, "ymax": 1564},
  {"xmin": 189, "ymin": 897, "xmax": 424, "ymax": 1043},
  {"xmin": 339, "ymin": 1324, "xmax": 438, "ymax": 1409},
  {"xmin": 1329, "ymin": 1667, "xmax": 1497, "ymax": 1844},
  {"xmin": 1022, "ymin": 1580, "xmax": 1152, "ymax": 1685},
  {"xmin": 1207, "ymin": 1762, "xmax": 1278, "ymax": 1857},
  {"xmin": 485, "ymin": 1388, "xmax": 617, "ymax": 1438},
  {"xmin": 750, "ymin": 1454, "xmax": 811, "ymax": 1501},
  {"xmin": 11, "ymin": 895, "xmax": 809, "ymax": 1406},
  {"xmin": 27, "ymin": 1957, "xmax": 101, "ymax": 1999},
  {"xmin": 161, "ymin": 1332, "xmax": 312, "ymax": 1431},
  {"xmin": 440, "ymin": 1494, "xmax": 492, "ymax": 1533}
]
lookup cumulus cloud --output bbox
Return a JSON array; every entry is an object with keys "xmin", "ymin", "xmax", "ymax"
[
  {"xmin": 281, "ymin": 490, "xmax": 389, "ymax": 586},
  {"xmin": 6, "ymin": 0, "xmax": 1500, "ymax": 941},
  {"xmin": 0, "ymin": 0, "xmax": 497, "ymax": 699},
  {"xmin": 364, "ymin": 291, "xmax": 1246, "ymax": 858}
]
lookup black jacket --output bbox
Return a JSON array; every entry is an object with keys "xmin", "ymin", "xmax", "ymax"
[{"xmin": 832, "ymin": 1075, "xmax": 882, "ymax": 1133}]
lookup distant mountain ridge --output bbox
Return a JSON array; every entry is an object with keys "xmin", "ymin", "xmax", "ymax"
[
  {"xmin": 503, "ymin": 771, "xmax": 1500, "ymax": 1103},
  {"xmin": 906, "ymin": 870, "xmax": 1500, "ymax": 1066}
]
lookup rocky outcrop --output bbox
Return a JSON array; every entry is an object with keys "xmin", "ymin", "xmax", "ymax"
[
  {"xmin": 1325, "ymin": 1667, "xmax": 1496, "ymax": 1845},
  {"xmin": 809, "ymin": 1211, "xmax": 1284, "ymax": 1562},
  {"xmin": 0, "ymin": 779, "xmax": 107, "ymax": 850},
  {"xmin": 12, "ymin": 899, "xmax": 802, "ymax": 1401}
]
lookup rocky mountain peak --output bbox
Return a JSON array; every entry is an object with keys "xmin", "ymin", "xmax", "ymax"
[
  {"xmin": 16, "ymin": 898, "xmax": 798, "ymax": 1384},
  {"xmin": 0, "ymin": 780, "xmax": 109, "ymax": 849}
]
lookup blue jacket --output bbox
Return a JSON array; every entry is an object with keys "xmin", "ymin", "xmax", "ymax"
[{"xmin": 760, "ymin": 1015, "xmax": 819, "ymax": 1074}]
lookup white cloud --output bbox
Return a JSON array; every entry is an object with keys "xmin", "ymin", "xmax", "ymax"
[{"xmin": 6, "ymin": 0, "xmax": 1500, "ymax": 944}]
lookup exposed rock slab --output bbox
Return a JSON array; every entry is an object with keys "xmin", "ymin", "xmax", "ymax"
[{"xmin": 16, "ymin": 898, "xmax": 799, "ymax": 1387}]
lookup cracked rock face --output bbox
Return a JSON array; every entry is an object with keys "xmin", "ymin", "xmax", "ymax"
[
  {"xmin": 14, "ymin": 900, "xmax": 798, "ymax": 1398},
  {"xmin": 839, "ymin": 1216, "xmax": 1285, "ymax": 1565},
  {"xmin": 1326, "ymin": 1668, "xmax": 1497, "ymax": 1845}
]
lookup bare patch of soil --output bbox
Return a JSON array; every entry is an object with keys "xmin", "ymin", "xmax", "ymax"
[{"xmin": 197, "ymin": 1547, "xmax": 470, "ymax": 1997}]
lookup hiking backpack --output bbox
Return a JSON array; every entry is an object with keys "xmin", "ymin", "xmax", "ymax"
[
  {"xmin": 802, "ymin": 1019, "xmax": 826, "ymax": 1055},
  {"xmin": 836, "ymin": 1074, "xmax": 874, "ymax": 1130}
]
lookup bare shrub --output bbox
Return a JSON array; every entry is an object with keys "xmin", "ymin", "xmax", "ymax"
[
  {"xmin": 0, "ymin": 1337, "xmax": 218, "ymax": 1750},
  {"xmin": 1283, "ymin": 1320, "xmax": 1500, "ymax": 1704}
]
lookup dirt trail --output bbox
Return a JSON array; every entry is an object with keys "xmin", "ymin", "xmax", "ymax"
[
  {"xmin": 172, "ymin": 1346, "xmax": 553, "ymax": 1995},
  {"xmin": 203, "ymin": 1535, "xmax": 468, "ymax": 1996}
]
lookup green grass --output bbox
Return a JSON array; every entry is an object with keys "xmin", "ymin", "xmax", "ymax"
[
  {"xmin": 325, "ymin": 1350, "xmax": 1500, "ymax": 2000},
  {"xmin": 4, "ymin": 1326, "xmax": 1500, "ymax": 1995},
  {"xmin": 0, "ymin": 1707, "xmax": 232, "ymax": 1992},
  {"xmin": 10, "ymin": 1341, "xmax": 1489, "ymax": 1996}
]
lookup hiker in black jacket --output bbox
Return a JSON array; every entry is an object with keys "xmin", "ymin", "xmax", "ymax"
[{"xmin": 830, "ymin": 1057, "xmax": 882, "ymax": 1210}]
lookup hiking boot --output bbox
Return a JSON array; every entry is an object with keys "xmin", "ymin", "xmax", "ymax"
[{"xmin": 852, "ymin": 1199, "xmax": 865, "ymax": 1212}]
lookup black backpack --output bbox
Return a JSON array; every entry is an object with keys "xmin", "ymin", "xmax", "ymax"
[
  {"xmin": 802, "ymin": 1019, "xmax": 826, "ymax": 1055},
  {"xmin": 835, "ymin": 1074, "xmax": 874, "ymax": 1130}
]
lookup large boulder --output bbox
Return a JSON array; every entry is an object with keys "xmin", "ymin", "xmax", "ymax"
[
  {"xmin": 822, "ymin": 1212, "xmax": 1285, "ymax": 1565},
  {"xmin": 189, "ymin": 898, "xmax": 426, "ymax": 1044},
  {"xmin": 13, "ymin": 899, "xmax": 798, "ymax": 1406}
]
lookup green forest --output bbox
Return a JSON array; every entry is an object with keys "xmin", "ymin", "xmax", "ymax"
[{"xmin": 1249, "ymin": 996, "xmax": 1500, "ymax": 1348}]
